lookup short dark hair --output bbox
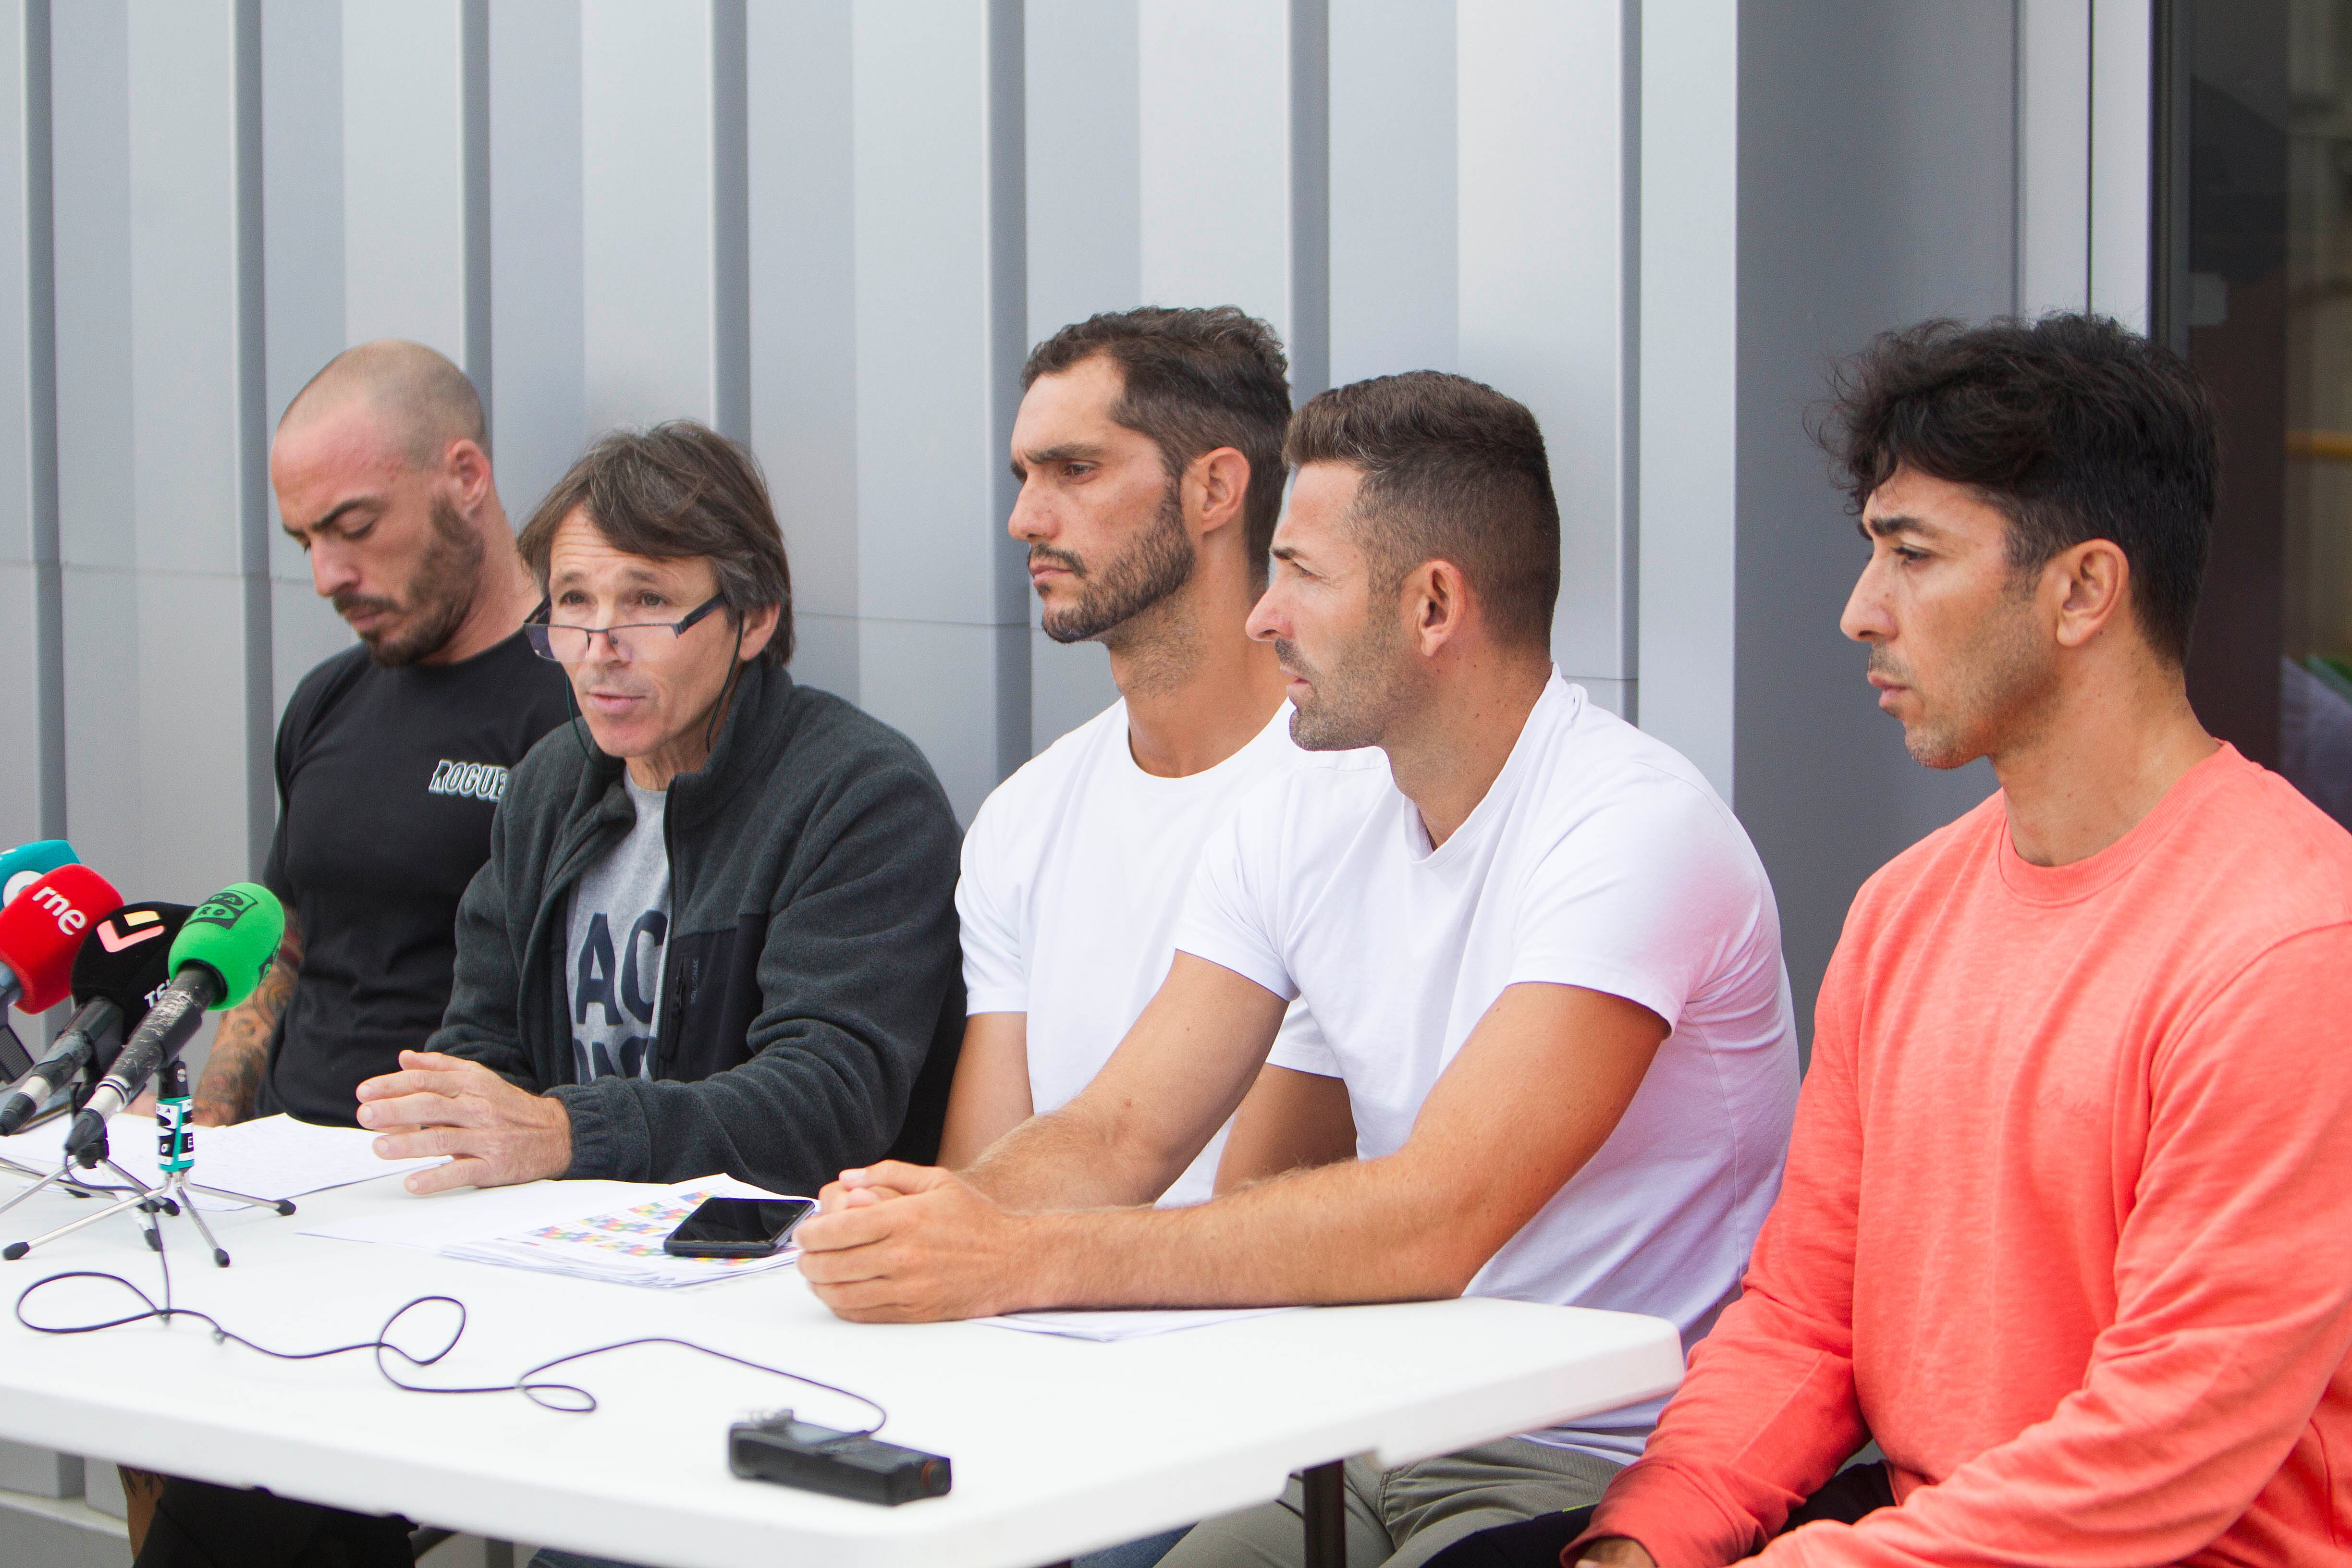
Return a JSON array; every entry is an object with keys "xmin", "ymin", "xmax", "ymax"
[
  {"xmin": 1817, "ymin": 313, "xmax": 2218, "ymax": 664},
  {"xmin": 518, "ymin": 421, "xmax": 794, "ymax": 666},
  {"xmin": 1023, "ymin": 306, "xmax": 1292, "ymax": 585},
  {"xmin": 1285, "ymin": 371, "xmax": 1561, "ymax": 649}
]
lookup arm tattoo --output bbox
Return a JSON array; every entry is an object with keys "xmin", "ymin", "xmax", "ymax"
[{"xmin": 192, "ymin": 913, "xmax": 303, "ymax": 1125}]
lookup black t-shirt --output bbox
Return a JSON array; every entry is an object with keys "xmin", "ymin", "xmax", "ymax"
[{"xmin": 257, "ymin": 631, "xmax": 574, "ymax": 1125}]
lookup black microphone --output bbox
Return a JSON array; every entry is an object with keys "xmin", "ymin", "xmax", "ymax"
[
  {"xmin": 66, "ymin": 884, "xmax": 282, "ymax": 1158},
  {"xmin": 0, "ymin": 902, "xmax": 189, "ymax": 1136},
  {"xmin": 0, "ymin": 1001, "xmax": 118, "ymax": 1137}
]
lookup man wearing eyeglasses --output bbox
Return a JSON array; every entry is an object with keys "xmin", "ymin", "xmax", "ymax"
[
  {"xmin": 350, "ymin": 420, "xmax": 966, "ymax": 1203},
  {"xmin": 191, "ymin": 342, "xmax": 569, "ymax": 1133}
]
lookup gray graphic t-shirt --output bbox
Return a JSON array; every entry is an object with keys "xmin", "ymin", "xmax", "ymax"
[{"xmin": 566, "ymin": 775, "xmax": 671, "ymax": 1082}]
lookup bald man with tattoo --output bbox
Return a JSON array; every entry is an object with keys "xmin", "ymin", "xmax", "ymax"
[
  {"xmin": 131, "ymin": 343, "xmax": 567, "ymax": 1567},
  {"xmin": 191, "ymin": 341, "xmax": 568, "ymax": 1133}
]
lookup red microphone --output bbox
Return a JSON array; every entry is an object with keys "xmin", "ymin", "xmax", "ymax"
[{"xmin": 0, "ymin": 864, "xmax": 123, "ymax": 1014}]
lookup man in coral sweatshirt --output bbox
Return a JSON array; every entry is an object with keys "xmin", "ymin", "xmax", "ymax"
[{"xmin": 1435, "ymin": 313, "xmax": 2352, "ymax": 1568}]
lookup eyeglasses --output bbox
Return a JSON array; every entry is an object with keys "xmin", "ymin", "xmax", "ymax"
[{"xmin": 525, "ymin": 593, "xmax": 728, "ymax": 663}]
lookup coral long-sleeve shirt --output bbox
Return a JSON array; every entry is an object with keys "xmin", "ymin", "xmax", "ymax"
[{"xmin": 1584, "ymin": 746, "xmax": 2352, "ymax": 1566}]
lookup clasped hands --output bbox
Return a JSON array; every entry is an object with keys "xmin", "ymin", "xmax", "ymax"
[
  {"xmin": 795, "ymin": 1162, "xmax": 1039, "ymax": 1323},
  {"xmin": 356, "ymin": 1050, "xmax": 573, "ymax": 1194}
]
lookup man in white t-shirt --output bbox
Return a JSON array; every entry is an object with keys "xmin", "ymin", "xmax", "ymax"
[
  {"xmin": 799, "ymin": 371, "xmax": 1800, "ymax": 1567},
  {"xmin": 943, "ymin": 306, "xmax": 1351, "ymax": 1205}
]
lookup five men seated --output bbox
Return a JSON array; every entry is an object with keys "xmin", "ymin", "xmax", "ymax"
[{"xmin": 131, "ymin": 306, "xmax": 2352, "ymax": 1568}]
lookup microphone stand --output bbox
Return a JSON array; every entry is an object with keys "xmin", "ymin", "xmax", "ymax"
[
  {"xmin": 0, "ymin": 1079, "xmax": 154, "ymax": 1209},
  {"xmin": 0, "ymin": 1087, "xmax": 121, "ymax": 1193},
  {"xmin": 1, "ymin": 1059, "xmax": 294, "ymax": 1267}
]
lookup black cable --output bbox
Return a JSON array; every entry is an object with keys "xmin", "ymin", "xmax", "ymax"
[{"xmin": 13, "ymin": 1256, "xmax": 888, "ymax": 1429}]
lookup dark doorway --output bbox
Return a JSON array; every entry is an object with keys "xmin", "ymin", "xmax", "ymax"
[{"xmin": 2160, "ymin": 0, "xmax": 2352, "ymax": 828}]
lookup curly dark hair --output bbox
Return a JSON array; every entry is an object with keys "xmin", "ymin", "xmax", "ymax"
[
  {"xmin": 1816, "ymin": 313, "xmax": 2218, "ymax": 664},
  {"xmin": 1023, "ymin": 306, "xmax": 1292, "ymax": 587},
  {"xmin": 518, "ymin": 420, "xmax": 794, "ymax": 666}
]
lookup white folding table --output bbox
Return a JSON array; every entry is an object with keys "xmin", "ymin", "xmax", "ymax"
[{"xmin": 0, "ymin": 1166, "xmax": 1682, "ymax": 1568}]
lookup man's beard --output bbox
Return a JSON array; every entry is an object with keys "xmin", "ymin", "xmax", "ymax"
[
  {"xmin": 1035, "ymin": 483, "xmax": 1196, "ymax": 645},
  {"xmin": 337, "ymin": 497, "xmax": 485, "ymax": 667},
  {"xmin": 1876, "ymin": 592, "xmax": 2056, "ymax": 769},
  {"xmin": 1281, "ymin": 608, "xmax": 1413, "ymax": 752}
]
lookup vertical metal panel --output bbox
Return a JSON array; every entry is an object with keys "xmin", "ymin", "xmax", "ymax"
[
  {"xmin": 1460, "ymin": 0, "xmax": 1634, "ymax": 711},
  {"xmin": 0, "ymin": 0, "xmax": 63, "ymax": 846},
  {"xmin": 45, "ymin": 0, "xmax": 135, "ymax": 940},
  {"xmin": 259, "ymin": 0, "xmax": 355, "ymax": 713},
  {"xmin": 579, "ymin": 0, "xmax": 744, "ymax": 437},
  {"xmin": 1024, "ymin": 0, "xmax": 1140, "ymax": 331},
  {"xmin": 49, "ymin": 1, "xmax": 130, "ymax": 577},
  {"xmin": 746, "ymin": 0, "xmax": 858, "ymax": 701},
  {"xmin": 1635, "ymin": 0, "xmax": 1739, "ymax": 796},
  {"xmin": 234, "ymin": 0, "xmax": 270, "ymax": 876},
  {"xmin": 486, "ymin": 0, "xmax": 584, "ymax": 523},
  {"xmin": 460, "ymin": 0, "xmax": 489, "ymax": 405},
  {"xmin": 709, "ymin": 0, "xmax": 748, "ymax": 446},
  {"xmin": 1288, "ymin": 0, "xmax": 1328, "ymax": 401},
  {"xmin": 53, "ymin": 0, "xmax": 269, "ymax": 905},
  {"xmin": 1328, "ymin": 0, "xmax": 1457, "ymax": 386},
  {"xmin": 1019, "ymin": 0, "xmax": 1136, "ymax": 754},
  {"xmin": 987, "ymin": 0, "xmax": 1030, "ymax": 780},
  {"xmin": 850, "ymin": 0, "xmax": 1028, "ymax": 820},
  {"xmin": 341, "ymin": 0, "xmax": 471, "ymax": 359},
  {"xmin": 2088, "ymin": 0, "xmax": 2151, "ymax": 329},
  {"xmin": 1138, "ymin": 0, "xmax": 1297, "ymax": 341},
  {"xmin": 2019, "ymin": 0, "xmax": 2093, "ymax": 315}
]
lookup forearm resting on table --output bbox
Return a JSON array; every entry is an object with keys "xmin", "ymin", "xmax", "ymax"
[
  {"xmin": 962, "ymin": 1095, "xmax": 1185, "ymax": 1212},
  {"xmin": 192, "ymin": 915, "xmax": 302, "ymax": 1125},
  {"xmin": 1012, "ymin": 981, "xmax": 1664, "ymax": 1308},
  {"xmin": 1015, "ymin": 1149, "xmax": 1523, "ymax": 1308}
]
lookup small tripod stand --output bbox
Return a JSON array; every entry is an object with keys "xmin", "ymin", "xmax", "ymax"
[{"xmin": 1, "ymin": 1059, "xmax": 294, "ymax": 1267}]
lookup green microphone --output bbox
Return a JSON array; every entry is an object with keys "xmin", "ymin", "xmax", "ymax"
[{"xmin": 64, "ymin": 882, "xmax": 283, "ymax": 1156}]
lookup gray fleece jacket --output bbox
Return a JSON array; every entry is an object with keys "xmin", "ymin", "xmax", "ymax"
[{"xmin": 430, "ymin": 658, "xmax": 965, "ymax": 1194}]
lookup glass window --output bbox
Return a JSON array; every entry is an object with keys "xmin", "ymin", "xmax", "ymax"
[{"xmin": 2162, "ymin": 0, "xmax": 2352, "ymax": 828}]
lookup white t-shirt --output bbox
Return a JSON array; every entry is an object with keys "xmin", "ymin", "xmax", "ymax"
[
  {"xmin": 1175, "ymin": 672, "xmax": 1799, "ymax": 1458},
  {"xmin": 958, "ymin": 700, "xmax": 1328, "ymax": 1206}
]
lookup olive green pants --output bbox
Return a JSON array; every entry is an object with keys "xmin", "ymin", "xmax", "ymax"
[{"xmin": 1160, "ymin": 1437, "xmax": 1624, "ymax": 1568}]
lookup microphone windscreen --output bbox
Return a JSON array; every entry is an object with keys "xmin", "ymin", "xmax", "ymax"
[
  {"xmin": 166, "ymin": 882, "xmax": 284, "ymax": 1011},
  {"xmin": 0, "ymin": 864, "xmax": 123, "ymax": 1013},
  {"xmin": 0, "ymin": 840, "xmax": 78, "ymax": 907},
  {"xmin": 71, "ymin": 903, "xmax": 194, "ymax": 1021}
]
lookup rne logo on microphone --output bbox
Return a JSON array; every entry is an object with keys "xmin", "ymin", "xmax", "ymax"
[
  {"xmin": 428, "ymin": 759, "xmax": 510, "ymax": 803},
  {"xmin": 28, "ymin": 885, "xmax": 86, "ymax": 935}
]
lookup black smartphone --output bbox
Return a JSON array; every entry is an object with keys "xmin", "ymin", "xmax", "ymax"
[{"xmin": 663, "ymin": 1196, "xmax": 818, "ymax": 1259}]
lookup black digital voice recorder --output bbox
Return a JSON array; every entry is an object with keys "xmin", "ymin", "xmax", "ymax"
[{"xmin": 727, "ymin": 1410, "xmax": 952, "ymax": 1506}]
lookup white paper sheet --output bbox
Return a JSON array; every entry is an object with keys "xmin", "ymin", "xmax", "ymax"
[
  {"xmin": 441, "ymin": 1180, "xmax": 810, "ymax": 1288},
  {"xmin": 297, "ymin": 1180, "xmax": 653, "ymax": 1249},
  {"xmin": 0, "ymin": 1113, "xmax": 443, "ymax": 1212},
  {"xmin": 303, "ymin": 1173, "xmax": 808, "ymax": 1288},
  {"xmin": 975, "ymin": 1308, "xmax": 1301, "ymax": 1342}
]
